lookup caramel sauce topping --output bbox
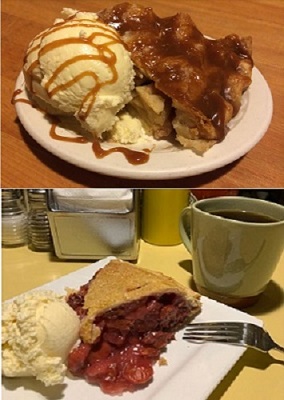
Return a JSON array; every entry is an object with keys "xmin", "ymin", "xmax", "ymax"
[{"xmin": 98, "ymin": 3, "xmax": 254, "ymax": 139}]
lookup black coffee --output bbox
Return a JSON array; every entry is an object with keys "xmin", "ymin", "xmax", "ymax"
[{"xmin": 209, "ymin": 209, "xmax": 279, "ymax": 223}]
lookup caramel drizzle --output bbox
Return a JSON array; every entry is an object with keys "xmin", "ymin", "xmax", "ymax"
[
  {"xmin": 11, "ymin": 89, "xmax": 32, "ymax": 105},
  {"xmin": 12, "ymin": 89, "xmax": 150, "ymax": 164},
  {"xmin": 50, "ymin": 122, "xmax": 89, "ymax": 143},
  {"xmin": 92, "ymin": 140, "xmax": 150, "ymax": 165}
]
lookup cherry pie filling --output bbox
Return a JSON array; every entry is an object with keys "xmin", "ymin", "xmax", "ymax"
[{"xmin": 67, "ymin": 290, "xmax": 193, "ymax": 395}]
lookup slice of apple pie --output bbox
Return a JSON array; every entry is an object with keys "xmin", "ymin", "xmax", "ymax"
[{"xmin": 99, "ymin": 3, "xmax": 253, "ymax": 154}]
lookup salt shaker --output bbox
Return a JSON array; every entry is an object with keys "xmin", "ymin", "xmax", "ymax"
[
  {"xmin": 27, "ymin": 189, "xmax": 53, "ymax": 252},
  {"xmin": 1, "ymin": 189, "xmax": 28, "ymax": 247}
]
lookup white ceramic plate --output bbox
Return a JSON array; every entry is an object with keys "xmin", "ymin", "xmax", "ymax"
[
  {"xmin": 15, "ymin": 68, "xmax": 272, "ymax": 180},
  {"xmin": 2, "ymin": 257, "xmax": 261, "ymax": 400}
]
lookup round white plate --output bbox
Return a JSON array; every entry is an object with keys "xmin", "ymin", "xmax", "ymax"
[{"xmin": 15, "ymin": 68, "xmax": 272, "ymax": 180}]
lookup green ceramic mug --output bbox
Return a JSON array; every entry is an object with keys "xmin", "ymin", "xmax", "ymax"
[{"xmin": 180, "ymin": 196, "xmax": 284, "ymax": 308}]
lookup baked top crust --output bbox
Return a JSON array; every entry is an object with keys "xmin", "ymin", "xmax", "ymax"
[
  {"xmin": 80, "ymin": 259, "xmax": 201, "ymax": 342},
  {"xmin": 84, "ymin": 259, "xmax": 200, "ymax": 313}
]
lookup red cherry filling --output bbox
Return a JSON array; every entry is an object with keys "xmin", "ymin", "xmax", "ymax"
[{"xmin": 67, "ymin": 292, "xmax": 193, "ymax": 395}]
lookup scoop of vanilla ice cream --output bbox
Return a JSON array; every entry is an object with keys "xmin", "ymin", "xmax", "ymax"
[
  {"xmin": 23, "ymin": 8, "xmax": 135, "ymax": 137},
  {"xmin": 2, "ymin": 290, "xmax": 80, "ymax": 386}
]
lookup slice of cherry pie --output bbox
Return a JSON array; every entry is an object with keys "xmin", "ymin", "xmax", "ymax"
[{"xmin": 66, "ymin": 260, "xmax": 201, "ymax": 395}]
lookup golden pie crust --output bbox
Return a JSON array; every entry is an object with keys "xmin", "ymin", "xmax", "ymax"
[{"xmin": 80, "ymin": 259, "xmax": 201, "ymax": 343}]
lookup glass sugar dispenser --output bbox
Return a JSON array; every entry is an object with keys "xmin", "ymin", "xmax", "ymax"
[
  {"xmin": 1, "ymin": 189, "xmax": 28, "ymax": 247},
  {"xmin": 27, "ymin": 189, "xmax": 53, "ymax": 252}
]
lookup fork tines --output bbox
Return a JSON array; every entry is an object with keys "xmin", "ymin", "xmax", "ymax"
[{"xmin": 183, "ymin": 322, "xmax": 245, "ymax": 343}]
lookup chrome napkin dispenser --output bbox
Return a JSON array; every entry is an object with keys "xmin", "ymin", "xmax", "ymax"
[{"xmin": 47, "ymin": 189, "xmax": 140, "ymax": 260}]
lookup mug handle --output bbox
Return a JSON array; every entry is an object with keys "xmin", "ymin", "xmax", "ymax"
[{"xmin": 179, "ymin": 206, "xmax": 193, "ymax": 253}]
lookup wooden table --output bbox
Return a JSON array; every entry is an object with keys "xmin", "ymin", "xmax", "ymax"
[
  {"xmin": 2, "ymin": 242, "xmax": 284, "ymax": 399},
  {"xmin": 2, "ymin": 0, "xmax": 284, "ymax": 188}
]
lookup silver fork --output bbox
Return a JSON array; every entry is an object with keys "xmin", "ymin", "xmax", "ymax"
[{"xmin": 183, "ymin": 322, "xmax": 284, "ymax": 353}]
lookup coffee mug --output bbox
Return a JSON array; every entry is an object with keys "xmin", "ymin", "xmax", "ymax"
[{"xmin": 180, "ymin": 196, "xmax": 284, "ymax": 308}]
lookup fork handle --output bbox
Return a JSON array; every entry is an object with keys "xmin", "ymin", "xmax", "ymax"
[{"xmin": 274, "ymin": 344, "xmax": 284, "ymax": 353}]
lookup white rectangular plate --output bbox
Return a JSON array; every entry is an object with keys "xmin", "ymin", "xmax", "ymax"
[{"xmin": 2, "ymin": 257, "xmax": 261, "ymax": 400}]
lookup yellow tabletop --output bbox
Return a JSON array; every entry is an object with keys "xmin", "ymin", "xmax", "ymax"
[{"xmin": 2, "ymin": 241, "xmax": 284, "ymax": 399}]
